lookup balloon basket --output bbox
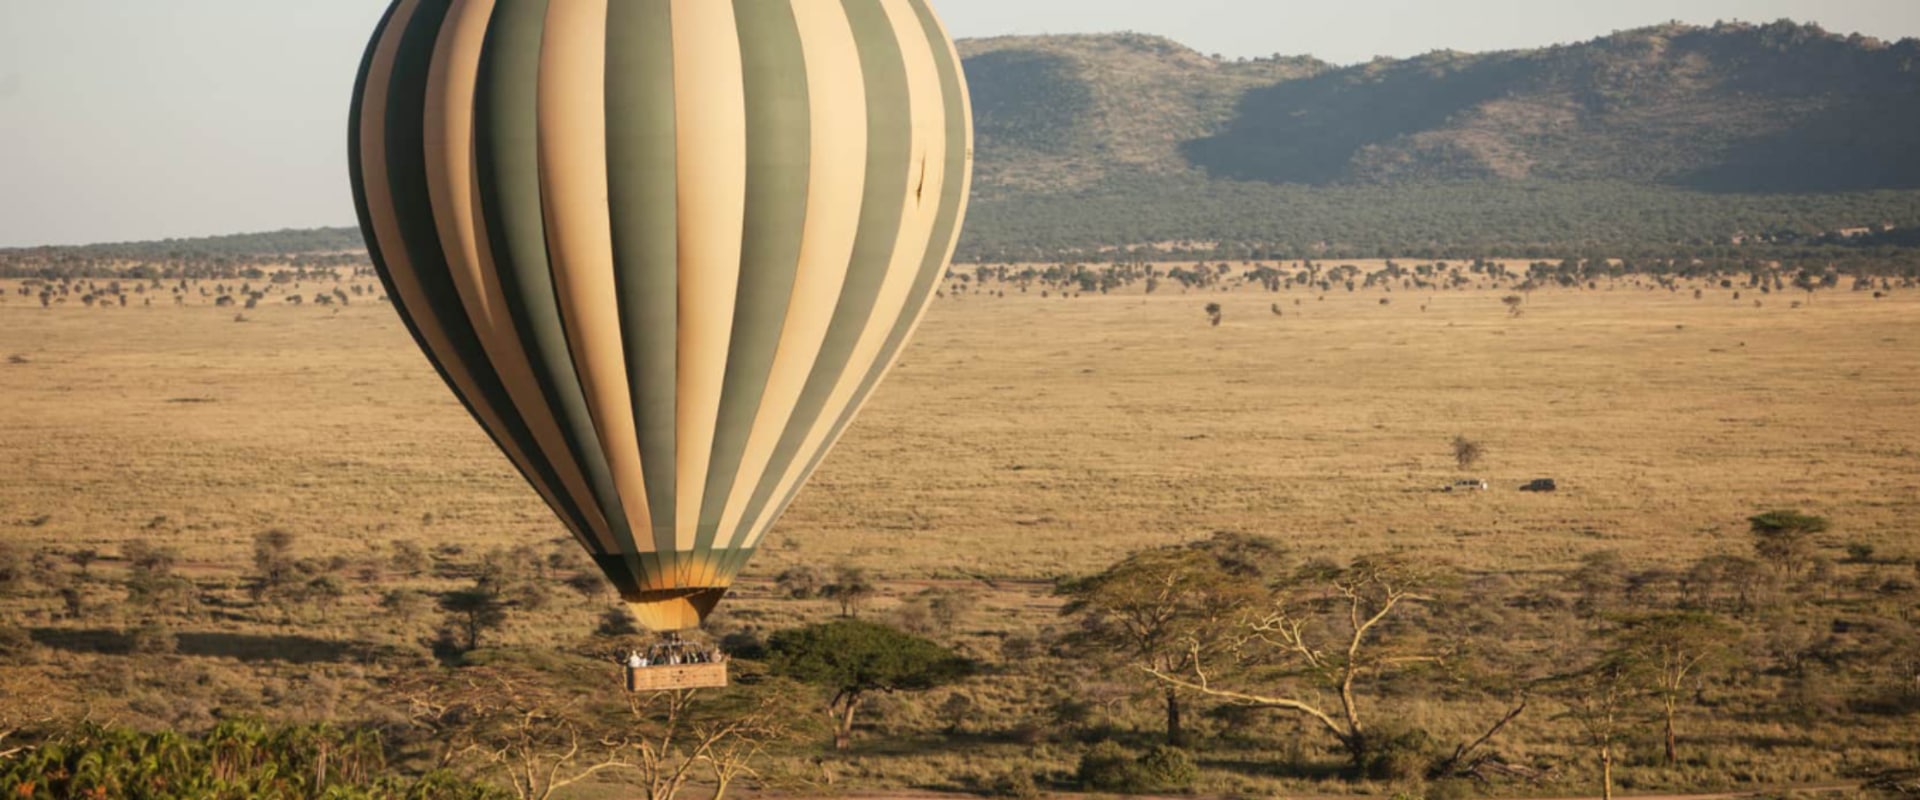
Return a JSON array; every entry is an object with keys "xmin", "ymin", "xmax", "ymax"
[
  {"xmin": 621, "ymin": 634, "xmax": 729, "ymax": 692},
  {"xmin": 626, "ymin": 661, "xmax": 728, "ymax": 692}
]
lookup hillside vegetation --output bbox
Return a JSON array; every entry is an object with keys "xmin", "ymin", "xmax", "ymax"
[
  {"xmin": 962, "ymin": 21, "xmax": 1920, "ymax": 191},
  {"xmin": 955, "ymin": 19, "xmax": 1920, "ymax": 260}
]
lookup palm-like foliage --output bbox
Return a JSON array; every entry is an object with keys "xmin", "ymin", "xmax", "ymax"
[{"xmin": 0, "ymin": 721, "xmax": 501, "ymax": 800}]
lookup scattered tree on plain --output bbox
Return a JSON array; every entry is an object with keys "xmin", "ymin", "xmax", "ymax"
[
  {"xmin": 1058, "ymin": 534, "xmax": 1274, "ymax": 747},
  {"xmin": 767, "ymin": 619, "xmax": 972, "ymax": 750},
  {"xmin": 1452, "ymin": 435, "xmax": 1485, "ymax": 471},
  {"xmin": 1749, "ymin": 510, "xmax": 1829, "ymax": 578}
]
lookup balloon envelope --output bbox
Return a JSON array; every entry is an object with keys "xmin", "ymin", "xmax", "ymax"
[{"xmin": 348, "ymin": 0, "xmax": 972, "ymax": 631}]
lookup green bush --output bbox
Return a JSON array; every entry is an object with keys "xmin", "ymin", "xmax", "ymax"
[
  {"xmin": 1078, "ymin": 740, "xmax": 1144, "ymax": 793},
  {"xmin": 0, "ymin": 721, "xmax": 505, "ymax": 799},
  {"xmin": 989, "ymin": 768, "xmax": 1043, "ymax": 799},
  {"xmin": 1077, "ymin": 740, "xmax": 1198, "ymax": 793},
  {"xmin": 1361, "ymin": 725, "xmax": 1437, "ymax": 782},
  {"xmin": 1425, "ymin": 777, "xmax": 1478, "ymax": 800},
  {"xmin": 1138, "ymin": 745, "xmax": 1199, "ymax": 790}
]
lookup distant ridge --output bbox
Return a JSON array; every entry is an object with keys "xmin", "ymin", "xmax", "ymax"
[
  {"xmin": 961, "ymin": 21, "xmax": 1920, "ymax": 193},
  {"xmin": 0, "ymin": 228, "xmax": 364, "ymax": 261}
]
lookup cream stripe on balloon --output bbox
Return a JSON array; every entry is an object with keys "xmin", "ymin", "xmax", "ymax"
[
  {"xmin": 537, "ymin": 0, "xmax": 658, "ymax": 550},
  {"xmin": 668, "ymin": 0, "xmax": 748, "ymax": 585}
]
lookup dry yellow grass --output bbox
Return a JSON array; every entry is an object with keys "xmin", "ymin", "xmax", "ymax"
[
  {"xmin": 2, "ymin": 278, "xmax": 1916, "ymax": 594},
  {"xmin": 2, "ymin": 275, "xmax": 1917, "ymax": 795}
]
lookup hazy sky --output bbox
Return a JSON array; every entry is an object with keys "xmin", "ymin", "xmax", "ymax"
[{"xmin": 2, "ymin": 1, "xmax": 1917, "ymax": 247}]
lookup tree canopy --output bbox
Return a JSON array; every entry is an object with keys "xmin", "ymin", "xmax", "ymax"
[{"xmin": 767, "ymin": 620, "xmax": 974, "ymax": 749}]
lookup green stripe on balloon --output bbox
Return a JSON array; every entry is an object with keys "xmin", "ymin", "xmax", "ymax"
[
  {"xmin": 606, "ymin": 0, "xmax": 682, "ymax": 563},
  {"xmin": 377, "ymin": 0, "xmax": 601, "ymax": 544},
  {"xmin": 721, "ymin": 0, "xmax": 916, "ymax": 575},
  {"xmin": 744, "ymin": 0, "xmax": 973, "ymax": 569},
  {"xmin": 694, "ymin": 0, "xmax": 813, "ymax": 567},
  {"xmin": 474, "ymin": 0, "xmax": 650, "ymax": 585}
]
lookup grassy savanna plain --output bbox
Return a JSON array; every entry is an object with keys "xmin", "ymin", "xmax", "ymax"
[{"xmin": 0, "ymin": 270, "xmax": 1917, "ymax": 797}]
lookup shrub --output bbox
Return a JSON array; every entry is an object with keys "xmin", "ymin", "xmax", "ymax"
[
  {"xmin": 0, "ymin": 623, "xmax": 37, "ymax": 665},
  {"xmin": 1078, "ymin": 741, "xmax": 1196, "ymax": 793},
  {"xmin": 939, "ymin": 692, "xmax": 976, "ymax": 734},
  {"xmin": 718, "ymin": 629, "xmax": 767, "ymax": 660},
  {"xmin": 1451, "ymin": 435, "xmax": 1485, "ymax": 470},
  {"xmin": 129, "ymin": 621, "xmax": 178, "ymax": 655},
  {"xmin": 67, "ymin": 547, "xmax": 99, "ymax": 574},
  {"xmin": 1077, "ymin": 740, "xmax": 1144, "ymax": 792},
  {"xmin": 123, "ymin": 538, "xmax": 179, "ymax": 576},
  {"xmin": 596, "ymin": 606, "xmax": 640, "ymax": 637},
  {"xmin": 391, "ymin": 539, "xmax": 430, "ymax": 576},
  {"xmin": 1000, "ymin": 633, "xmax": 1039, "ymax": 663},
  {"xmin": 509, "ymin": 579, "xmax": 552, "ymax": 612},
  {"xmin": 989, "ymin": 768, "xmax": 1043, "ymax": 799},
  {"xmin": 776, "ymin": 565, "xmax": 824, "ymax": 599},
  {"xmin": 59, "ymin": 586, "xmax": 86, "ymax": 619},
  {"xmin": 1361, "ymin": 725, "xmax": 1436, "ymax": 782},
  {"xmin": 1426, "ymin": 777, "xmax": 1478, "ymax": 800},
  {"xmin": 560, "ymin": 567, "xmax": 606, "ymax": 598},
  {"xmin": 1137, "ymin": 745, "xmax": 1198, "ymax": 790},
  {"xmin": 0, "ymin": 541, "xmax": 26, "ymax": 596}
]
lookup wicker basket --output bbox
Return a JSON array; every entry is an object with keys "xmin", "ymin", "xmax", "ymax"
[{"xmin": 625, "ymin": 662, "xmax": 729, "ymax": 692}]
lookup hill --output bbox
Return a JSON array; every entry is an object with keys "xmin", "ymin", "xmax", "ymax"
[
  {"xmin": 961, "ymin": 21, "xmax": 1920, "ymax": 193},
  {"xmin": 956, "ymin": 20, "xmax": 1920, "ymax": 261},
  {"xmin": 959, "ymin": 33, "xmax": 1328, "ymax": 193},
  {"xmin": 1183, "ymin": 21, "xmax": 1920, "ymax": 191}
]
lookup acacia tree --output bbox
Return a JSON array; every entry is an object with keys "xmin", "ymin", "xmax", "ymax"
[
  {"xmin": 821, "ymin": 566, "xmax": 876, "ymax": 618},
  {"xmin": 1748, "ymin": 510, "xmax": 1829, "ymax": 579},
  {"xmin": 1792, "ymin": 269, "xmax": 1820, "ymax": 304},
  {"xmin": 1058, "ymin": 535, "xmax": 1274, "ymax": 747},
  {"xmin": 622, "ymin": 689, "xmax": 788, "ymax": 800},
  {"xmin": 399, "ymin": 669, "xmax": 633, "ymax": 800},
  {"xmin": 250, "ymin": 529, "xmax": 302, "ymax": 608},
  {"xmin": 767, "ymin": 619, "xmax": 972, "ymax": 750},
  {"xmin": 440, "ymin": 585, "xmax": 508, "ymax": 651},
  {"xmin": 1550, "ymin": 652, "xmax": 1643, "ymax": 800},
  {"xmin": 1451, "ymin": 436, "xmax": 1485, "ymax": 471},
  {"xmin": 1146, "ymin": 555, "xmax": 1454, "ymax": 771},
  {"xmin": 1611, "ymin": 612, "xmax": 1741, "ymax": 765}
]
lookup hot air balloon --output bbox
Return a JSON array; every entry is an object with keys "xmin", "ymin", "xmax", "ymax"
[{"xmin": 347, "ymin": 0, "xmax": 973, "ymax": 675}]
